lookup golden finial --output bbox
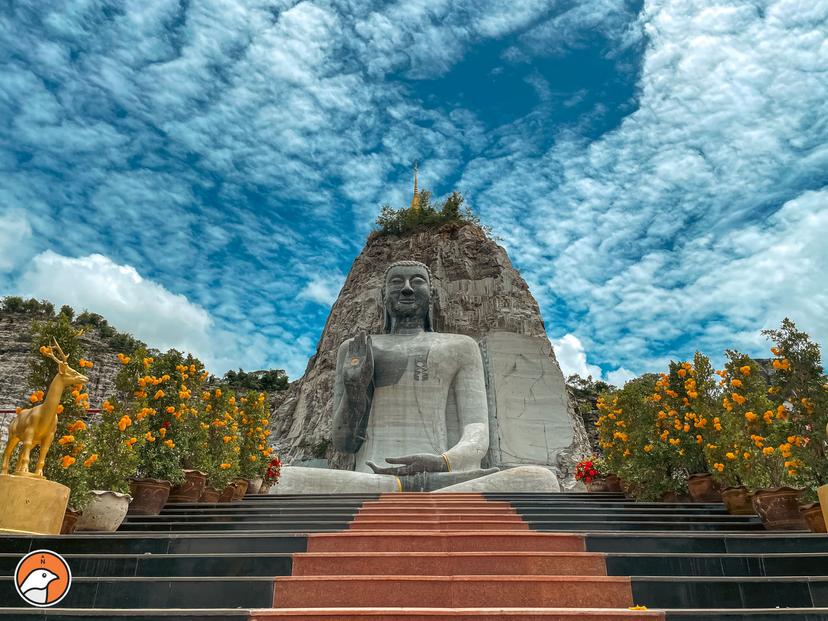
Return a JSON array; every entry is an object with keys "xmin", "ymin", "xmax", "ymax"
[{"xmin": 409, "ymin": 162, "xmax": 420, "ymax": 212}]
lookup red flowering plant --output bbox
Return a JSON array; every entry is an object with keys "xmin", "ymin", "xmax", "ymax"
[
  {"xmin": 263, "ymin": 455, "xmax": 282, "ymax": 487},
  {"xmin": 575, "ymin": 459, "xmax": 601, "ymax": 484}
]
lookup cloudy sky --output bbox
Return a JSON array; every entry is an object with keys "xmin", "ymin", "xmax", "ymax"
[{"xmin": 0, "ymin": 0, "xmax": 826, "ymax": 383}]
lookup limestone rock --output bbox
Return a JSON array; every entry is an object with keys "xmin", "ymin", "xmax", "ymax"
[{"xmin": 271, "ymin": 223, "xmax": 591, "ymax": 483}]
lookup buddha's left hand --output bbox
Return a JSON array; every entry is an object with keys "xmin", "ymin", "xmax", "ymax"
[{"xmin": 366, "ymin": 453, "xmax": 447, "ymax": 475}]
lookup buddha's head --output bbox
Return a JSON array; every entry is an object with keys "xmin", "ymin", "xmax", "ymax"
[{"xmin": 382, "ymin": 260, "xmax": 434, "ymax": 333}]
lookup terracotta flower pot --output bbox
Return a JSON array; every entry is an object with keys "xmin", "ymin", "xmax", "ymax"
[
  {"xmin": 231, "ymin": 478, "xmax": 250, "ymax": 501},
  {"xmin": 128, "ymin": 478, "xmax": 171, "ymax": 515},
  {"xmin": 60, "ymin": 508, "xmax": 82, "ymax": 534},
  {"xmin": 800, "ymin": 502, "xmax": 827, "ymax": 533},
  {"xmin": 586, "ymin": 479, "xmax": 610, "ymax": 492},
  {"xmin": 75, "ymin": 490, "xmax": 132, "ymax": 532},
  {"xmin": 604, "ymin": 474, "xmax": 622, "ymax": 492},
  {"xmin": 199, "ymin": 487, "xmax": 221, "ymax": 503},
  {"xmin": 687, "ymin": 472, "xmax": 722, "ymax": 502},
  {"xmin": 752, "ymin": 487, "xmax": 807, "ymax": 530},
  {"xmin": 167, "ymin": 469, "xmax": 208, "ymax": 503},
  {"xmin": 247, "ymin": 478, "xmax": 263, "ymax": 495},
  {"xmin": 721, "ymin": 486, "xmax": 755, "ymax": 515},
  {"xmin": 218, "ymin": 483, "xmax": 237, "ymax": 502}
]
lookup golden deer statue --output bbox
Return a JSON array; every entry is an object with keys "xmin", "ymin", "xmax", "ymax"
[{"xmin": 1, "ymin": 338, "xmax": 89, "ymax": 477}]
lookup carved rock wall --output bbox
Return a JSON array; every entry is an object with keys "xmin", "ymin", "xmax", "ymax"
[{"xmin": 271, "ymin": 223, "xmax": 590, "ymax": 481}]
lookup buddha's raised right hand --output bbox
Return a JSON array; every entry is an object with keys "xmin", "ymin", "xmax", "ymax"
[{"xmin": 343, "ymin": 332, "xmax": 374, "ymax": 390}]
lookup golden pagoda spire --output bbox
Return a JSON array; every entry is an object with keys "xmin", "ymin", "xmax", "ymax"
[{"xmin": 409, "ymin": 162, "xmax": 420, "ymax": 212}]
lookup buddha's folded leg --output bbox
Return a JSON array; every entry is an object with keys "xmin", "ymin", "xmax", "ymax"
[
  {"xmin": 269, "ymin": 466, "xmax": 400, "ymax": 494},
  {"xmin": 433, "ymin": 465, "xmax": 560, "ymax": 493}
]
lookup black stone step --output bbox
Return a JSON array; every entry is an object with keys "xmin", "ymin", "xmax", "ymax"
[
  {"xmin": 606, "ymin": 552, "xmax": 828, "ymax": 577},
  {"xmin": 666, "ymin": 609, "xmax": 828, "ymax": 620},
  {"xmin": 117, "ymin": 520, "xmax": 350, "ymax": 531},
  {"xmin": 0, "ymin": 611, "xmax": 249, "ymax": 620},
  {"xmin": 527, "ymin": 520, "xmax": 764, "ymax": 531},
  {"xmin": 0, "ymin": 533, "xmax": 307, "ymax": 554},
  {"xmin": 633, "ymin": 576, "xmax": 828, "ymax": 609},
  {"xmin": 587, "ymin": 533, "xmax": 828, "ymax": 554},
  {"xmin": 0, "ymin": 552, "xmax": 293, "ymax": 577},
  {"xmin": 0, "ymin": 576, "xmax": 273, "ymax": 608}
]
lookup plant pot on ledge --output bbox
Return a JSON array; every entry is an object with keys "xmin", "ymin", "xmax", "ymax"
[
  {"xmin": 167, "ymin": 470, "xmax": 207, "ymax": 504},
  {"xmin": 800, "ymin": 502, "xmax": 827, "ymax": 533},
  {"xmin": 604, "ymin": 474, "xmax": 622, "ymax": 492},
  {"xmin": 60, "ymin": 508, "xmax": 82, "ymax": 534},
  {"xmin": 199, "ymin": 487, "xmax": 221, "ymax": 503},
  {"xmin": 752, "ymin": 487, "xmax": 807, "ymax": 530},
  {"xmin": 721, "ymin": 486, "xmax": 755, "ymax": 515},
  {"xmin": 687, "ymin": 472, "xmax": 722, "ymax": 503},
  {"xmin": 586, "ymin": 479, "xmax": 610, "ymax": 493},
  {"xmin": 247, "ymin": 478, "xmax": 263, "ymax": 495},
  {"xmin": 128, "ymin": 478, "xmax": 171, "ymax": 516},
  {"xmin": 75, "ymin": 490, "xmax": 132, "ymax": 532},
  {"xmin": 219, "ymin": 483, "xmax": 238, "ymax": 502},
  {"xmin": 231, "ymin": 478, "xmax": 250, "ymax": 501}
]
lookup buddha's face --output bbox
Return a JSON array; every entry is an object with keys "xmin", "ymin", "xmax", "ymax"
[{"xmin": 384, "ymin": 264, "xmax": 430, "ymax": 323}]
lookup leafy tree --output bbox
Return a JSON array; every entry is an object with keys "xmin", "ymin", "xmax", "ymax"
[{"xmin": 374, "ymin": 189, "xmax": 489, "ymax": 237}]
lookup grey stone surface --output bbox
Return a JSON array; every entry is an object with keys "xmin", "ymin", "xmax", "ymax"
[
  {"xmin": 435, "ymin": 465, "xmax": 560, "ymax": 493},
  {"xmin": 480, "ymin": 332, "xmax": 590, "ymax": 487}
]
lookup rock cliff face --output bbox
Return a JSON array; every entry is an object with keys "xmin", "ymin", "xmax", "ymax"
[
  {"xmin": 271, "ymin": 222, "xmax": 590, "ymax": 481},
  {"xmin": 0, "ymin": 312, "xmax": 124, "ymax": 443}
]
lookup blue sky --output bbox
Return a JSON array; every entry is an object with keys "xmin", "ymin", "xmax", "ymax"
[{"xmin": 0, "ymin": 0, "xmax": 826, "ymax": 384}]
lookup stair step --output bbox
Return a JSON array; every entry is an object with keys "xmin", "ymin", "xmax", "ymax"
[
  {"xmin": 306, "ymin": 531, "xmax": 585, "ymax": 553},
  {"xmin": 250, "ymin": 608, "xmax": 664, "ymax": 620},
  {"xmin": 348, "ymin": 520, "xmax": 530, "ymax": 530},
  {"xmin": 291, "ymin": 552, "xmax": 608, "ymax": 576},
  {"xmin": 273, "ymin": 576, "xmax": 634, "ymax": 608}
]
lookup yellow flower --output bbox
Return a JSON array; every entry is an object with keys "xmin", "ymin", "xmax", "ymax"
[
  {"xmin": 249, "ymin": 455, "xmax": 257, "ymax": 462},
  {"xmin": 158, "ymin": 427, "xmax": 167, "ymax": 438},
  {"xmin": 163, "ymin": 439, "xmax": 175, "ymax": 448},
  {"xmin": 713, "ymin": 463, "xmax": 724, "ymax": 472},
  {"xmin": 83, "ymin": 454, "xmax": 98, "ymax": 467},
  {"xmin": 726, "ymin": 452, "xmax": 736, "ymax": 460},
  {"xmin": 215, "ymin": 389, "xmax": 222, "ymax": 398},
  {"xmin": 60, "ymin": 455, "xmax": 76, "ymax": 468},
  {"xmin": 223, "ymin": 435, "xmax": 232, "ymax": 443},
  {"xmin": 643, "ymin": 444, "xmax": 653, "ymax": 453},
  {"xmin": 220, "ymin": 463, "xmax": 231, "ymax": 469},
  {"xmin": 145, "ymin": 432, "xmax": 155, "ymax": 442},
  {"xmin": 739, "ymin": 365, "xmax": 751, "ymax": 376},
  {"xmin": 124, "ymin": 436, "xmax": 138, "ymax": 447},
  {"xmin": 166, "ymin": 406, "xmax": 176, "ymax": 414},
  {"xmin": 744, "ymin": 411, "xmax": 758, "ymax": 422},
  {"xmin": 118, "ymin": 415, "xmax": 132, "ymax": 432},
  {"xmin": 731, "ymin": 379, "xmax": 743, "ymax": 388},
  {"xmin": 743, "ymin": 452, "xmax": 751, "ymax": 460},
  {"xmin": 762, "ymin": 447, "xmax": 775, "ymax": 456},
  {"xmin": 731, "ymin": 393, "xmax": 746, "ymax": 405},
  {"xmin": 117, "ymin": 353, "xmax": 131, "ymax": 365},
  {"xmin": 154, "ymin": 389, "xmax": 165, "ymax": 400},
  {"xmin": 68, "ymin": 420, "xmax": 86, "ymax": 433}
]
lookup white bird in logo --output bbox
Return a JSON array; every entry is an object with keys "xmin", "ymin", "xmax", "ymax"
[{"xmin": 19, "ymin": 568, "xmax": 59, "ymax": 604}]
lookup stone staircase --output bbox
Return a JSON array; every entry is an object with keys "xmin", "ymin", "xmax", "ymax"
[{"xmin": 1, "ymin": 491, "xmax": 827, "ymax": 619}]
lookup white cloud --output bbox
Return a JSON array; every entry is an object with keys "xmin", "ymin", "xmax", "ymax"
[
  {"xmin": 298, "ymin": 272, "xmax": 345, "ymax": 307},
  {"xmin": 606, "ymin": 367, "xmax": 636, "ymax": 387},
  {"xmin": 0, "ymin": 210, "xmax": 33, "ymax": 272}
]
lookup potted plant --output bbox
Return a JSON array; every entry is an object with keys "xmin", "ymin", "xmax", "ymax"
[
  {"xmin": 575, "ymin": 458, "xmax": 606, "ymax": 491},
  {"xmin": 761, "ymin": 320, "xmax": 828, "ymax": 532},
  {"xmin": 260, "ymin": 455, "xmax": 282, "ymax": 494},
  {"xmin": 236, "ymin": 391, "xmax": 274, "ymax": 495},
  {"xmin": 200, "ymin": 385, "xmax": 241, "ymax": 501}
]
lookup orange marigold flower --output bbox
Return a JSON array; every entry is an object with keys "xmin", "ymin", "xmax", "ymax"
[
  {"xmin": 166, "ymin": 406, "xmax": 176, "ymax": 414},
  {"xmin": 731, "ymin": 379, "xmax": 743, "ymax": 388},
  {"xmin": 158, "ymin": 427, "xmax": 167, "ymax": 438},
  {"xmin": 60, "ymin": 455, "xmax": 76, "ymax": 468},
  {"xmin": 102, "ymin": 400, "xmax": 115, "ymax": 412},
  {"xmin": 58, "ymin": 435, "xmax": 75, "ymax": 445},
  {"xmin": 145, "ymin": 432, "xmax": 155, "ymax": 442},
  {"xmin": 68, "ymin": 420, "xmax": 86, "ymax": 433},
  {"xmin": 739, "ymin": 365, "xmax": 751, "ymax": 376},
  {"xmin": 731, "ymin": 393, "xmax": 746, "ymax": 405},
  {"xmin": 118, "ymin": 415, "xmax": 132, "ymax": 432},
  {"xmin": 762, "ymin": 447, "xmax": 775, "ymax": 456},
  {"xmin": 713, "ymin": 463, "xmax": 724, "ymax": 472},
  {"xmin": 220, "ymin": 463, "xmax": 231, "ymax": 469},
  {"xmin": 163, "ymin": 439, "xmax": 175, "ymax": 448},
  {"xmin": 125, "ymin": 436, "xmax": 138, "ymax": 447},
  {"xmin": 83, "ymin": 454, "xmax": 98, "ymax": 467},
  {"xmin": 153, "ymin": 390, "xmax": 165, "ymax": 400},
  {"xmin": 56, "ymin": 404, "xmax": 64, "ymax": 414},
  {"xmin": 744, "ymin": 411, "xmax": 758, "ymax": 422}
]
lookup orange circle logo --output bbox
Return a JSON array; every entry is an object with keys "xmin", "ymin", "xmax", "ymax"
[{"xmin": 14, "ymin": 549, "xmax": 72, "ymax": 607}]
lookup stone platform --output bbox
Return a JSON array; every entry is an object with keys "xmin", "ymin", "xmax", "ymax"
[{"xmin": 0, "ymin": 492, "xmax": 827, "ymax": 619}]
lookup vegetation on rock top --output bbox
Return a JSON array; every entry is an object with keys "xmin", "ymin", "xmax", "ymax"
[{"xmin": 373, "ymin": 189, "xmax": 490, "ymax": 237}]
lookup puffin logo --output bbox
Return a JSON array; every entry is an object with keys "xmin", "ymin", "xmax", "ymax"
[{"xmin": 14, "ymin": 550, "xmax": 72, "ymax": 607}]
